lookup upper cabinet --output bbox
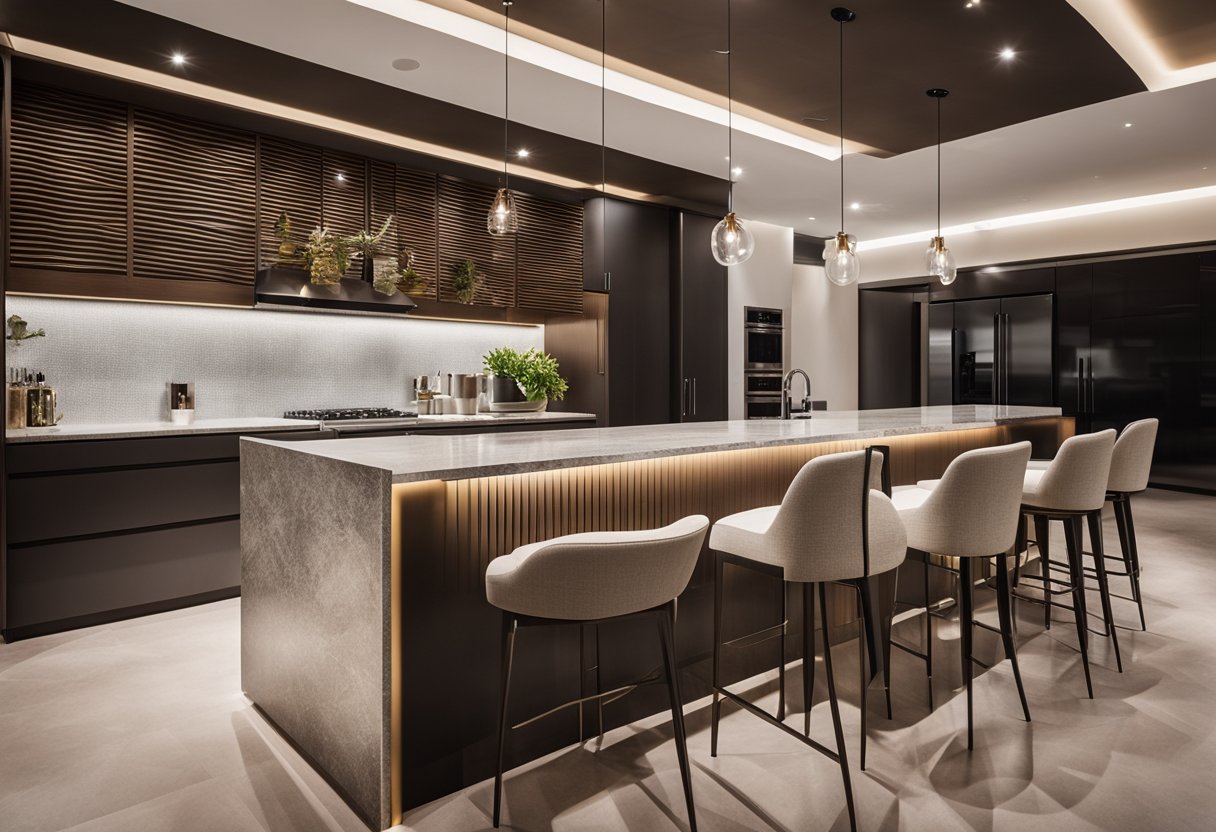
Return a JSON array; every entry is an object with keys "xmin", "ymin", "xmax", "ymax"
[{"xmin": 5, "ymin": 81, "xmax": 582, "ymax": 316}]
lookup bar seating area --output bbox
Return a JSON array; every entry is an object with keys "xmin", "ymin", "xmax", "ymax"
[{"xmin": 482, "ymin": 420, "xmax": 1163, "ymax": 829}]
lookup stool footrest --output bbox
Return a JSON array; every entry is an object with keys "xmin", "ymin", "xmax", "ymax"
[
  {"xmin": 721, "ymin": 621, "xmax": 787, "ymax": 652},
  {"xmin": 512, "ymin": 668, "xmax": 662, "ymax": 731},
  {"xmin": 714, "ymin": 685, "xmax": 840, "ymax": 763}
]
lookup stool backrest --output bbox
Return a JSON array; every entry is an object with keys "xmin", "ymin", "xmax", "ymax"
[
  {"xmin": 1033, "ymin": 429, "xmax": 1116, "ymax": 512},
  {"xmin": 1108, "ymin": 418, "xmax": 1158, "ymax": 493},
  {"xmin": 768, "ymin": 449, "xmax": 906, "ymax": 584},
  {"xmin": 488, "ymin": 515, "xmax": 709, "ymax": 621},
  {"xmin": 904, "ymin": 442, "xmax": 1031, "ymax": 557}
]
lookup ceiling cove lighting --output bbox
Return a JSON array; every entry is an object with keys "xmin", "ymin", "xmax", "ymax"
[
  {"xmin": 824, "ymin": 7, "xmax": 860, "ymax": 287},
  {"xmin": 345, "ymin": 0, "xmax": 842, "ymax": 160},
  {"xmin": 710, "ymin": 0, "xmax": 755, "ymax": 268},
  {"xmin": 859, "ymin": 184, "xmax": 1216, "ymax": 252},
  {"xmin": 487, "ymin": 0, "xmax": 518, "ymax": 236},
  {"xmin": 924, "ymin": 88, "xmax": 957, "ymax": 286}
]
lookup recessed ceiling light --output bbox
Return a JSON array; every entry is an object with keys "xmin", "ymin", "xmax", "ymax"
[
  {"xmin": 807, "ymin": 216, "xmax": 816, "ymax": 221},
  {"xmin": 999, "ymin": 47, "xmax": 1016, "ymax": 60},
  {"xmin": 1123, "ymin": 122, "xmax": 1134, "ymax": 128},
  {"xmin": 732, "ymin": 166, "xmax": 743, "ymax": 176},
  {"xmin": 516, "ymin": 148, "xmax": 530, "ymax": 158},
  {"xmin": 170, "ymin": 52, "xmax": 186, "ymax": 67},
  {"xmin": 391, "ymin": 57, "xmax": 421, "ymax": 72},
  {"xmin": 965, "ymin": 0, "xmax": 980, "ymax": 7},
  {"xmin": 850, "ymin": 201, "xmax": 861, "ymax": 210}
]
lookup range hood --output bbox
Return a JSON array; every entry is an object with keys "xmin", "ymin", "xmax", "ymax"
[{"xmin": 254, "ymin": 268, "xmax": 417, "ymax": 316}]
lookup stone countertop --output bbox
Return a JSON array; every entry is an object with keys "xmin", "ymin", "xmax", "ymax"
[
  {"xmin": 5, "ymin": 411, "xmax": 596, "ymax": 444},
  {"xmin": 246, "ymin": 405, "xmax": 1064, "ymax": 484}
]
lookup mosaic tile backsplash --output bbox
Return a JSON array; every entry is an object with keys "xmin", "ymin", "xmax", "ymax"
[{"xmin": 5, "ymin": 296, "xmax": 544, "ymax": 424}]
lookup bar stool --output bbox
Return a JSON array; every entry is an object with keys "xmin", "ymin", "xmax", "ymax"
[
  {"xmin": 1029, "ymin": 419, "xmax": 1158, "ymax": 631},
  {"xmin": 485, "ymin": 515, "xmax": 710, "ymax": 830},
  {"xmin": 708, "ymin": 448, "xmax": 907, "ymax": 832},
  {"xmin": 889, "ymin": 442, "xmax": 1033, "ymax": 750},
  {"xmin": 1012, "ymin": 430, "xmax": 1119, "ymax": 695}
]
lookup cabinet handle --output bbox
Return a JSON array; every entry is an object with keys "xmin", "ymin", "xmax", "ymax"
[
  {"xmin": 596, "ymin": 315, "xmax": 606, "ymax": 375},
  {"xmin": 681, "ymin": 378, "xmax": 689, "ymax": 417},
  {"xmin": 692, "ymin": 378, "xmax": 698, "ymax": 416},
  {"xmin": 1077, "ymin": 357, "xmax": 1085, "ymax": 414},
  {"xmin": 604, "ymin": 271, "xmax": 611, "ymax": 292}
]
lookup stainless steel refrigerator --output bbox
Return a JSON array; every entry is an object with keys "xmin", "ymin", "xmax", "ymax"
[{"xmin": 927, "ymin": 294, "xmax": 1054, "ymax": 406}]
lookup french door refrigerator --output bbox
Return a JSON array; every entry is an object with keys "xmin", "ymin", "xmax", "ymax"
[{"xmin": 927, "ymin": 294, "xmax": 1054, "ymax": 406}]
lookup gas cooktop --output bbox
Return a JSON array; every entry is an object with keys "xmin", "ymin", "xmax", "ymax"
[{"xmin": 284, "ymin": 408, "xmax": 417, "ymax": 421}]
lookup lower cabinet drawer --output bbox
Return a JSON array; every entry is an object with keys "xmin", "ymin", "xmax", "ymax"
[
  {"xmin": 6, "ymin": 519, "xmax": 240, "ymax": 629},
  {"xmin": 7, "ymin": 461, "xmax": 239, "ymax": 544}
]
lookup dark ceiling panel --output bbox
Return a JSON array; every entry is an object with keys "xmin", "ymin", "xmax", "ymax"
[
  {"xmin": 1123, "ymin": 0, "xmax": 1216, "ymax": 67},
  {"xmin": 0, "ymin": 0, "xmax": 728, "ymax": 214},
  {"xmin": 471, "ymin": 0, "xmax": 1147, "ymax": 153}
]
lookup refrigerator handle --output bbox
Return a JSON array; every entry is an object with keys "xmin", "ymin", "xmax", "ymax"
[
  {"xmin": 1004, "ymin": 313, "xmax": 1011, "ymax": 405},
  {"xmin": 950, "ymin": 328, "xmax": 958, "ymax": 404},
  {"xmin": 1077, "ymin": 357, "xmax": 1085, "ymax": 415},
  {"xmin": 992, "ymin": 314, "xmax": 1001, "ymax": 405},
  {"xmin": 691, "ymin": 377, "xmax": 697, "ymax": 416},
  {"xmin": 1088, "ymin": 363, "xmax": 1095, "ymax": 415}
]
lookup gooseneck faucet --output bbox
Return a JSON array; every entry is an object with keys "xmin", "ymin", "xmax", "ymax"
[{"xmin": 782, "ymin": 369, "xmax": 812, "ymax": 419}]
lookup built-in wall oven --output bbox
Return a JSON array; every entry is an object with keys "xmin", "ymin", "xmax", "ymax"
[{"xmin": 744, "ymin": 307, "xmax": 784, "ymax": 419}]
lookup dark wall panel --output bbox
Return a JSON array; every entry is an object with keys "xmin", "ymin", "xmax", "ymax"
[
  {"xmin": 9, "ymin": 84, "xmax": 128, "ymax": 274},
  {"xmin": 132, "ymin": 109, "xmax": 257, "ymax": 285},
  {"xmin": 515, "ymin": 193, "xmax": 583, "ymax": 315},
  {"xmin": 860, "ymin": 289, "xmax": 921, "ymax": 409}
]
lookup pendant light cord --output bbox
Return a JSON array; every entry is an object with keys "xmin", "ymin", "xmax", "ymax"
[
  {"xmin": 726, "ymin": 0, "xmax": 733, "ymax": 214},
  {"xmin": 838, "ymin": 17, "xmax": 845, "ymax": 234},
  {"xmin": 503, "ymin": 1, "xmax": 511, "ymax": 189},
  {"xmin": 937, "ymin": 94, "xmax": 942, "ymax": 237},
  {"xmin": 601, "ymin": 0, "xmax": 607, "ymax": 274}
]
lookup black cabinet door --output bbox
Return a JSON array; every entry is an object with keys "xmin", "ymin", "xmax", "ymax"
[
  {"xmin": 676, "ymin": 212, "xmax": 727, "ymax": 421},
  {"xmin": 602, "ymin": 198, "xmax": 672, "ymax": 426},
  {"xmin": 1056, "ymin": 264, "xmax": 1092, "ymax": 426},
  {"xmin": 954, "ymin": 298, "xmax": 1000, "ymax": 404},
  {"xmin": 1002, "ymin": 294, "xmax": 1054, "ymax": 406},
  {"xmin": 1202, "ymin": 254, "xmax": 1216, "ymax": 487},
  {"xmin": 860, "ymin": 289, "xmax": 922, "ymax": 409},
  {"xmin": 927, "ymin": 302, "xmax": 954, "ymax": 405}
]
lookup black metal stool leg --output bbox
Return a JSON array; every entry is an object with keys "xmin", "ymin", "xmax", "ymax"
[
  {"xmin": 996, "ymin": 553, "xmax": 1031, "ymax": 722},
  {"xmin": 818, "ymin": 583, "xmax": 857, "ymax": 832},
  {"xmin": 711, "ymin": 551, "xmax": 724, "ymax": 757},
  {"xmin": 1088, "ymin": 510, "xmax": 1124, "ymax": 673},
  {"xmin": 1034, "ymin": 514, "xmax": 1052, "ymax": 629},
  {"xmin": 657, "ymin": 603, "xmax": 698, "ymax": 832},
  {"xmin": 1063, "ymin": 517, "xmax": 1095, "ymax": 698},
  {"xmin": 959, "ymin": 558, "xmax": 975, "ymax": 750},
  {"xmin": 1124, "ymin": 496, "xmax": 1147, "ymax": 631},
  {"xmin": 803, "ymin": 581, "xmax": 815, "ymax": 737},
  {"xmin": 493, "ymin": 613, "xmax": 518, "ymax": 828},
  {"xmin": 924, "ymin": 556, "xmax": 934, "ymax": 712},
  {"xmin": 856, "ymin": 588, "xmax": 868, "ymax": 771},
  {"xmin": 777, "ymin": 580, "xmax": 788, "ymax": 722}
]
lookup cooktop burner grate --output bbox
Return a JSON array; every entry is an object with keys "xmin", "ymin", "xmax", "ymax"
[{"xmin": 283, "ymin": 408, "xmax": 416, "ymax": 421}]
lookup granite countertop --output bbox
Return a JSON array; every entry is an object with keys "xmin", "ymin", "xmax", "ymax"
[
  {"xmin": 5, "ymin": 410, "xmax": 596, "ymax": 443},
  {"xmin": 247, "ymin": 405, "xmax": 1064, "ymax": 484}
]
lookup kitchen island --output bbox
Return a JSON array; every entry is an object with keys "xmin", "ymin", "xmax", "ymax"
[{"xmin": 240, "ymin": 405, "xmax": 1069, "ymax": 829}]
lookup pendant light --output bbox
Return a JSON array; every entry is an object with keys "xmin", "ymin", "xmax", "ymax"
[
  {"xmin": 487, "ymin": 1, "xmax": 518, "ymax": 236},
  {"xmin": 824, "ymin": 7, "xmax": 860, "ymax": 287},
  {"xmin": 710, "ymin": 0, "xmax": 754, "ymax": 267},
  {"xmin": 924, "ymin": 88, "xmax": 957, "ymax": 285}
]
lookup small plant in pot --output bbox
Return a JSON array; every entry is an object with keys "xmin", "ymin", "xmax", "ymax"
[{"xmin": 483, "ymin": 347, "xmax": 569, "ymax": 412}]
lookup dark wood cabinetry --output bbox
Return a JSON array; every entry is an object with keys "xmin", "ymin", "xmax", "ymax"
[
  {"xmin": 673, "ymin": 212, "xmax": 728, "ymax": 421},
  {"xmin": 4, "ymin": 81, "xmax": 583, "ymax": 315}
]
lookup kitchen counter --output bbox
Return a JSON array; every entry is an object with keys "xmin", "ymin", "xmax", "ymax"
[
  {"xmin": 5, "ymin": 410, "xmax": 596, "ymax": 443},
  {"xmin": 239, "ymin": 404, "xmax": 1070, "ymax": 829},
  {"xmin": 247, "ymin": 404, "xmax": 1061, "ymax": 483}
]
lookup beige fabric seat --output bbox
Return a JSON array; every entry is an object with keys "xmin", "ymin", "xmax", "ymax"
[
  {"xmin": 891, "ymin": 442, "xmax": 1033, "ymax": 749},
  {"xmin": 708, "ymin": 449, "xmax": 907, "ymax": 831},
  {"xmin": 486, "ymin": 516, "xmax": 709, "ymax": 831},
  {"xmin": 1105, "ymin": 419, "xmax": 1159, "ymax": 630}
]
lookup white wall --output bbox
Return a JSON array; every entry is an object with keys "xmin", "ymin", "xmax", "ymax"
[
  {"xmin": 791, "ymin": 263, "xmax": 858, "ymax": 411},
  {"xmin": 858, "ymin": 193, "xmax": 1216, "ymax": 282},
  {"xmin": 726, "ymin": 220, "xmax": 858, "ymax": 418},
  {"xmin": 4, "ymin": 296, "xmax": 543, "ymax": 423}
]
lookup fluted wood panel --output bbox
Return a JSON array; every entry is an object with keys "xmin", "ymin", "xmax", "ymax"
[
  {"xmin": 515, "ymin": 193, "xmax": 583, "ymax": 315},
  {"xmin": 9, "ymin": 84, "xmax": 129, "ymax": 274},
  {"xmin": 394, "ymin": 168, "xmax": 439, "ymax": 299},
  {"xmin": 437, "ymin": 177, "xmax": 515, "ymax": 307},
  {"xmin": 257, "ymin": 137, "xmax": 321, "ymax": 269},
  {"xmin": 323, "ymin": 150, "xmax": 367, "ymax": 278},
  {"xmin": 370, "ymin": 159, "xmax": 396, "ymax": 251},
  {"xmin": 132, "ymin": 110, "xmax": 257, "ymax": 284}
]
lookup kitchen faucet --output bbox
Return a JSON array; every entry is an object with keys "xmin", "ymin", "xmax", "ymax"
[{"xmin": 782, "ymin": 369, "xmax": 812, "ymax": 419}]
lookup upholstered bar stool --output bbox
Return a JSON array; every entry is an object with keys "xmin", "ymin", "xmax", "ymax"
[
  {"xmin": 1013, "ymin": 430, "xmax": 1119, "ymax": 694},
  {"xmin": 1028, "ymin": 419, "xmax": 1158, "ymax": 631},
  {"xmin": 709, "ymin": 449, "xmax": 907, "ymax": 832},
  {"xmin": 485, "ymin": 515, "xmax": 710, "ymax": 830},
  {"xmin": 890, "ymin": 442, "xmax": 1033, "ymax": 750}
]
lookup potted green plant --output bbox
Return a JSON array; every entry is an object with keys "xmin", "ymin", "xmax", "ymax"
[
  {"xmin": 483, "ymin": 347, "xmax": 569, "ymax": 411},
  {"xmin": 303, "ymin": 226, "xmax": 351, "ymax": 286},
  {"xmin": 452, "ymin": 258, "xmax": 480, "ymax": 305}
]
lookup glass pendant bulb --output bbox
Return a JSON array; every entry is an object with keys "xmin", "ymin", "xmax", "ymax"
[
  {"xmin": 825, "ymin": 231, "xmax": 860, "ymax": 286},
  {"xmin": 486, "ymin": 187, "xmax": 518, "ymax": 236},
  {"xmin": 925, "ymin": 235, "xmax": 956, "ymax": 285},
  {"xmin": 711, "ymin": 212, "xmax": 754, "ymax": 266}
]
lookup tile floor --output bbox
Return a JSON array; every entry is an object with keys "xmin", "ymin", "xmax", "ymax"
[{"xmin": 2, "ymin": 488, "xmax": 1214, "ymax": 831}]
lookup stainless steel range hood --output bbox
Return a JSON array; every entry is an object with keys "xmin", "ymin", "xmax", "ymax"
[{"xmin": 254, "ymin": 268, "xmax": 418, "ymax": 316}]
